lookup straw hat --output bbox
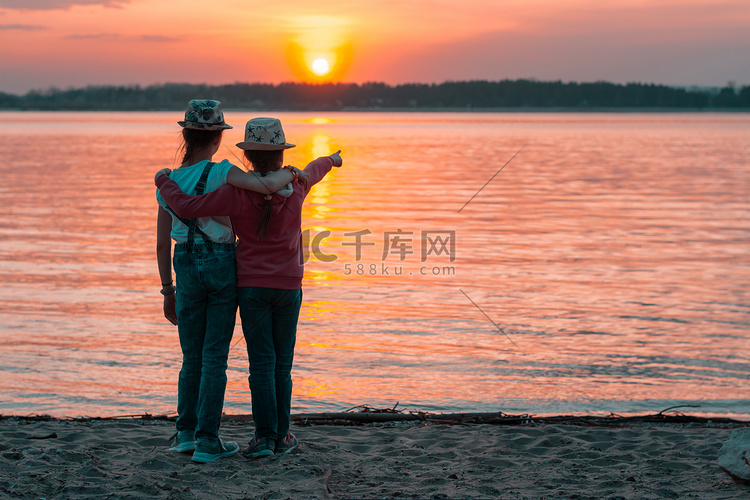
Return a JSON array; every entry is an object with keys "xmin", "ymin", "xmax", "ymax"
[
  {"xmin": 236, "ymin": 117, "xmax": 296, "ymax": 150},
  {"xmin": 178, "ymin": 99, "xmax": 233, "ymax": 130}
]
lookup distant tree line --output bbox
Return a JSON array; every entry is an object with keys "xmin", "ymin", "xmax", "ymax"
[{"xmin": 1, "ymin": 79, "xmax": 748, "ymax": 110}]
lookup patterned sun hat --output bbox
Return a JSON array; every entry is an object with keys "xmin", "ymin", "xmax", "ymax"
[
  {"xmin": 178, "ymin": 99, "xmax": 233, "ymax": 130},
  {"xmin": 236, "ymin": 117, "xmax": 296, "ymax": 150}
]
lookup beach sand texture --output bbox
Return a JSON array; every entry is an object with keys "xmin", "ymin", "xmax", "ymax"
[{"xmin": 1, "ymin": 417, "xmax": 747, "ymax": 499}]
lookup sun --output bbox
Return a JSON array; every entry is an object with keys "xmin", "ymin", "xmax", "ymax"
[
  {"xmin": 311, "ymin": 58, "xmax": 331, "ymax": 76},
  {"xmin": 285, "ymin": 16, "xmax": 352, "ymax": 83}
]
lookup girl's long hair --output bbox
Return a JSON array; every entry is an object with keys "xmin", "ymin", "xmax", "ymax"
[
  {"xmin": 244, "ymin": 149, "xmax": 285, "ymax": 242},
  {"xmin": 178, "ymin": 128, "xmax": 223, "ymax": 165}
]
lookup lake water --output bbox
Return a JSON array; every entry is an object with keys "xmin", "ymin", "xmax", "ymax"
[{"xmin": 0, "ymin": 111, "xmax": 748, "ymax": 419}]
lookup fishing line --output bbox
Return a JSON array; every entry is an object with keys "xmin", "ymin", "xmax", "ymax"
[
  {"xmin": 458, "ymin": 144, "xmax": 525, "ymax": 213},
  {"xmin": 459, "ymin": 288, "xmax": 522, "ymax": 351}
]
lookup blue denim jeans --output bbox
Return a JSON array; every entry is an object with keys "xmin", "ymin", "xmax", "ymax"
[
  {"xmin": 173, "ymin": 243, "xmax": 237, "ymax": 444},
  {"xmin": 238, "ymin": 287, "xmax": 302, "ymax": 441}
]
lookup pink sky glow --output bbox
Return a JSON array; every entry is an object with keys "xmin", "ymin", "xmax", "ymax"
[{"xmin": 0, "ymin": 0, "xmax": 748, "ymax": 94}]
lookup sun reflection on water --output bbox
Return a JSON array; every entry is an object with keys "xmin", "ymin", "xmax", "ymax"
[{"xmin": 311, "ymin": 133, "xmax": 333, "ymax": 158}]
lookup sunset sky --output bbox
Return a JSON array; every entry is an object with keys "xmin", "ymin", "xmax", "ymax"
[{"xmin": 1, "ymin": 0, "xmax": 748, "ymax": 94}]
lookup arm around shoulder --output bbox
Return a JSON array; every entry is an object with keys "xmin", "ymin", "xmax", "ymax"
[
  {"xmin": 226, "ymin": 165, "xmax": 295, "ymax": 194},
  {"xmin": 156, "ymin": 175, "xmax": 241, "ymax": 218}
]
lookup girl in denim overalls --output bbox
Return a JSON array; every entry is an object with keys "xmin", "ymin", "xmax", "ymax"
[{"xmin": 155, "ymin": 101, "xmax": 304, "ymax": 463}]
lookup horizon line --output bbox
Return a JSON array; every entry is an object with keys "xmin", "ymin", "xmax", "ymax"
[{"xmin": 1, "ymin": 78, "xmax": 739, "ymax": 97}]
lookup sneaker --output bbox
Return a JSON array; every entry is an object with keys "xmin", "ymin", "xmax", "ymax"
[
  {"xmin": 241, "ymin": 436, "xmax": 275, "ymax": 458},
  {"xmin": 168, "ymin": 430, "xmax": 196, "ymax": 453},
  {"xmin": 191, "ymin": 438, "xmax": 239, "ymax": 463},
  {"xmin": 275, "ymin": 433, "xmax": 298, "ymax": 454}
]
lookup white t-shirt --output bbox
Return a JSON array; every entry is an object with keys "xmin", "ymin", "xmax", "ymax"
[{"xmin": 156, "ymin": 159, "xmax": 235, "ymax": 244}]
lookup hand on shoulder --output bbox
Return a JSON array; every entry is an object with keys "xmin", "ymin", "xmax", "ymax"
[
  {"xmin": 155, "ymin": 168, "xmax": 172, "ymax": 183},
  {"xmin": 295, "ymin": 167, "xmax": 310, "ymax": 190}
]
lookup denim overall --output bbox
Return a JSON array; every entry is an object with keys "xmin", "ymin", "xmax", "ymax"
[{"xmin": 170, "ymin": 162, "xmax": 237, "ymax": 445}]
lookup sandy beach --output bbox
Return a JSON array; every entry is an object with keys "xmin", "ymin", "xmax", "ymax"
[{"xmin": 1, "ymin": 413, "xmax": 747, "ymax": 499}]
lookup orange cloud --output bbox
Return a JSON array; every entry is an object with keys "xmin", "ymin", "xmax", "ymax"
[
  {"xmin": 0, "ymin": 0, "xmax": 128, "ymax": 9},
  {"xmin": 0, "ymin": 24, "xmax": 46, "ymax": 30}
]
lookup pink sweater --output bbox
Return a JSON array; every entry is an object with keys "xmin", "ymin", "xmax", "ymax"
[{"xmin": 157, "ymin": 156, "xmax": 335, "ymax": 290}]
